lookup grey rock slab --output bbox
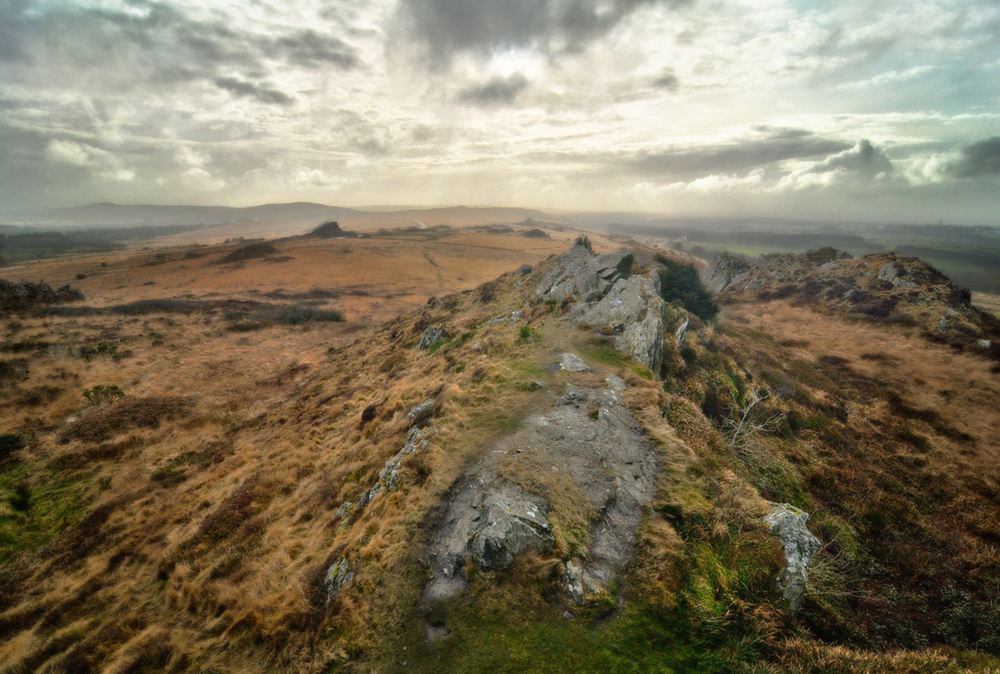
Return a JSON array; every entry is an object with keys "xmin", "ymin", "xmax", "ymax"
[
  {"xmin": 408, "ymin": 398, "xmax": 435, "ymax": 425},
  {"xmin": 764, "ymin": 502, "xmax": 821, "ymax": 616},
  {"xmin": 559, "ymin": 353, "xmax": 592, "ymax": 372},
  {"xmin": 580, "ymin": 275, "xmax": 666, "ymax": 374},
  {"xmin": 424, "ymin": 380, "xmax": 656, "ymax": 607}
]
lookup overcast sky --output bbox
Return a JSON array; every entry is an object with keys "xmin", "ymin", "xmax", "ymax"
[{"xmin": 1, "ymin": 0, "xmax": 998, "ymax": 223}]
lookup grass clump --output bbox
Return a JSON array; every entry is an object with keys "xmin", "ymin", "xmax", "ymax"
[
  {"xmin": 60, "ymin": 396, "xmax": 192, "ymax": 443},
  {"xmin": 83, "ymin": 384, "xmax": 125, "ymax": 406}
]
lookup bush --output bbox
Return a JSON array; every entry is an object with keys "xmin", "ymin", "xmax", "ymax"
[
  {"xmin": 83, "ymin": 384, "xmax": 125, "ymax": 406},
  {"xmin": 75, "ymin": 273, "xmax": 87, "ymax": 280},
  {"xmin": 8, "ymin": 484, "xmax": 32, "ymax": 512},
  {"xmin": 0, "ymin": 433, "xmax": 26, "ymax": 458},
  {"xmin": 654, "ymin": 255, "xmax": 719, "ymax": 321},
  {"xmin": 217, "ymin": 242, "xmax": 279, "ymax": 264},
  {"xmin": 0, "ymin": 358, "xmax": 30, "ymax": 387}
]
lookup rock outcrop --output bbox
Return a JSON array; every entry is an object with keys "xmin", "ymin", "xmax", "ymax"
[
  {"xmin": 700, "ymin": 252, "xmax": 752, "ymax": 294},
  {"xmin": 0, "ymin": 279, "xmax": 85, "ymax": 307},
  {"xmin": 425, "ymin": 375, "xmax": 657, "ymax": 607},
  {"xmin": 764, "ymin": 502, "xmax": 821, "ymax": 615},
  {"xmin": 535, "ymin": 238, "xmax": 683, "ymax": 377},
  {"xmin": 705, "ymin": 250, "xmax": 999, "ymax": 344}
]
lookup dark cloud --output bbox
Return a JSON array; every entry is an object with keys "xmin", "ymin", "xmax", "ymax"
[
  {"xmin": 0, "ymin": 2, "xmax": 359, "ymax": 93},
  {"xmin": 947, "ymin": 136, "xmax": 1000, "ymax": 179},
  {"xmin": 457, "ymin": 75, "xmax": 529, "ymax": 106},
  {"xmin": 801, "ymin": 139, "xmax": 893, "ymax": 176},
  {"xmin": 274, "ymin": 30, "xmax": 359, "ymax": 69},
  {"xmin": 0, "ymin": 0, "xmax": 30, "ymax": 62},
  {"xmin": 651, "ymin": 68, "xmax": 679, "ymax": 92},
  {"xmin": 215, "ymin": 78, "xmax": 295, "ymax": 106},
  {"xmin": 396, "ymin": 0, "xmax": 690, "ymax": 63},
  {"xmin": 631, "ymin": 130, "xmax": 852, "ymax": 177}
]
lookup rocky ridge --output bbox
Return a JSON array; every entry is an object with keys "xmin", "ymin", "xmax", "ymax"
[
  {"xmin": 706, "ymin": 248, "xmax": 1000, "ymax": 350},
  {"xmin": 0, "ymin": 279, "xmax": 85, "ymax": 307}
]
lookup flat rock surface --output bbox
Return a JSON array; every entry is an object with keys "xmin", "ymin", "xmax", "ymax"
[{"xmin": 424, "ymin": 379, "xmax": 657, "ymax": 605}]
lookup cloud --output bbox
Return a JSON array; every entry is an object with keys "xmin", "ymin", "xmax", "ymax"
[
  {"xmin": 274, "ymin": 30, "xmax": 359, "ymax": 70},
  {"xmin": 651, "ymin": 68, "xmax": 679, "ymax": 92},
  {"xmin": 630, "ymin": 129, "xmax": 851, "ymax": 177},
  {"xmin": 395, "ymin": 0, "xmax": 690, "ymax": 64},
  {"xmin": 457, "ymin": 75, "xmax": 529, "ymax": 106},
  {"xmin": 837, "ymin": 65, "xmax": 936, "ymax": 90},
  {"xmin": 47, "ymin": 139, "xmax": 96, "ymax": 167},
  {"xmin": 45, "ymin": 139, "xmax": 135, "ymax": 182},
  {"xmin": 946, "ymin": 136, "xmax": 1000, "ymax": 179},
  {"xmin": 776, "ymin": 139, "xmax": 893, "ymax": 190},
  {"xmin": 214, "ymin": 78, "xmax": 295, "ymax": 106}
]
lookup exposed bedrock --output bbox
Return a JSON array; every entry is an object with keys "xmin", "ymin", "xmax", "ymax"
[{"xmin": 424, "ymin": 376, "xmax": 657, "ymax": 607}]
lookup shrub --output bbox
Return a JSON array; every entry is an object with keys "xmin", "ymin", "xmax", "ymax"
[
  {"xmin": 0, "ymin": 433, "xmax": 26, "ymax": 458},
  {"xmin": 60, "ymin": 396, "xmax": 191, "ymax": 443},
  {"xmin": 83, "ymin": 384, "xmax": 125, "ymax": 406},
  {"xmin": 75, "ymin": 273, "xmax": 87, "ymax": 280},
  {"xmin": 8, "ymin": 484, "xmax": 32, "ymax": 512},
  {"xmin": 217, "ymin": 242, "xmax": 279, "ymax": 264},
  {"xmin": 0, "ymin": 358, "xmax": 30, "ymax": 387},
  {"xmin": 654, "ymin": 255, "xmax": 719, "ymax": 321}
]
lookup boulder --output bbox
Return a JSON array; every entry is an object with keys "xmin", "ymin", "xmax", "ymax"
[
  {"xmin": 417, "ymin": 325, "xmax": 445, "ymax": 349},
  {"xmin": 559, "ymin": 353, "xmax": 592, "ymax": 372},
  {"xmin": 471, "ymin": 486, "xmax": 555, "ymax": 571},
  {"xmin": 763, "ymin": 502, "xmax": 821, "ymax": 615}
]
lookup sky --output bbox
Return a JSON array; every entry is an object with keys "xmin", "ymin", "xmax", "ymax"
[{"xmin": 0, "ymin": 0, "xmax": 998, "ymax": 224}]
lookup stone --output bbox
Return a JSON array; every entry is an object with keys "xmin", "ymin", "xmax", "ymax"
[
  {"xmin": 763, "ymin": 502, "xmax": 821, "ymax": 615},
  {"xmin": 408, "ymin": 398, "xmax": 435, "ymax": 425},
  {"xmin": 471, "ymin": 487, "xmax": 555, "ymax": 571},
  {"xmin": 701, "ymin": 253, "xmax": 753, "ymax": 294},
  {"xmin": 417, "ymin": 325, "xmax": 444, "ymax": 349},
  {"xmin": 325, "ymin": 559, "xmax": 354, "ymax": 605},
  {"xmin": 564, "ymin": 561, "xmax": 585, "ymax": 605},
  {"xmin": 559, "ymin": 353, "xmax": 591, "ymax": 372},
  {"xmin": 580, "ymin": 274, "xmax": 665, "ymax": 375}
]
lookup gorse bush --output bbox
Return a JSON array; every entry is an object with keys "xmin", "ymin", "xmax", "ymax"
[{"xmin": 654, "ymin": 254, "xmax": 719, "ymax": 321}]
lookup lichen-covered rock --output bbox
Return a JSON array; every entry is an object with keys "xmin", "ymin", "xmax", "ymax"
[
  {"xmin": 325, "ymin": 558, "xmax": 354, "ymax": 605},
  {"xmin": 764, "ymin": 502, "xmax": 821, "ymax": 615},
  {"xmin": 535, "ymin": 239, "xmax": 633, "ymax": 304},
  {"xmin": 425, "ymin": 380, "xmax": 657, "ymax": 606},
  {"xmin": 471, "ymin": 487, "xmax": 555, "ymax": 571},
  {"xmin": 417, "ymin": 325, "xmax": 444, "ymax": 349},
  {"xmin": 559, "ymin": 353, "xmax": 591, "ymax": 372},
  {"xmin": 408, "ymin": 398, "xmax": 435, "ymax": 425},
  {"xmin": 578, "ymin": 274, "xmax": 666, "ymax": 375}
]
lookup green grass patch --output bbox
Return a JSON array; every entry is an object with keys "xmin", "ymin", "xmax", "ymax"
[
  {"xmin": 579, "ymin": 337, "xmax": 652, "ymax": 379},
  {"xmin": 0, "ymin": 464, "xmax": 97, "ymax": 564}
]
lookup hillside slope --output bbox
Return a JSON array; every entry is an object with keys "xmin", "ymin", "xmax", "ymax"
[{"xmin": 1, "ymin": 237, "xmax": 1000, "ymax": 673}]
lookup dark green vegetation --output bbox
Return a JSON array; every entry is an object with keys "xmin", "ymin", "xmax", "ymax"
[
  {"xmin": 217, "ymin": 242, "xmax": 281, "ymax": 264},
  {"xmin": 654, "ymin": 254, "xmax": 719, "ymax": 321},
  {"xmin": 311, "ymin": 221, "xmax": 357, "ymax": 238}
]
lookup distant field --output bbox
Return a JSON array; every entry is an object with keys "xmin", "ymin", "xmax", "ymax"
[{"xmin": 973, "ymin": 292, "xmax": 1000, "ymax": 317}]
